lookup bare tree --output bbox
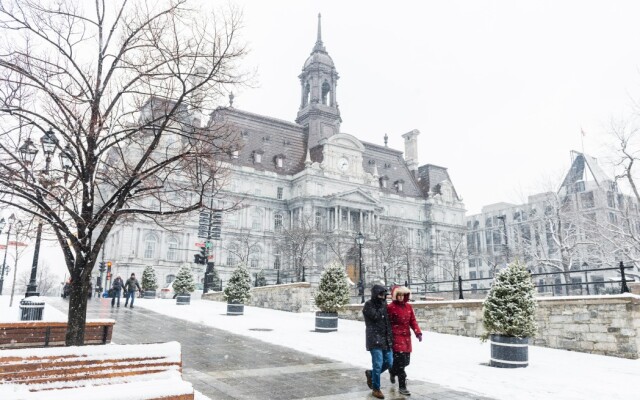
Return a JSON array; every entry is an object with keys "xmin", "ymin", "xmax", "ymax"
[
  {"xmin": 18, "ymin": 260, "xmax": 59, "ymax": 297},
  {"xmin": 370, "ymin": 224, "xmax": 406, "ymax": 286},
  {"xmin": 438, "ymin": 231, "xmax": 469, "ymax": 299},
  {"xmin": 0, "ymin": 0, "xmax": 247, "ymax": 345},
  {"xmin": 277, "ymin": 211, "xmax": 318, "ymax": 282}
]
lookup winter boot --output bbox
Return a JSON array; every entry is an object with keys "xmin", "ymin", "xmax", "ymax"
[
  {"xmin": 365, "ymin": 370, "xmax": 372, "ymax": 389},
  {"xmin": 390, "ymin": 372, "xmax": 396, "ymax": 384},
  {"xmin": 372, "ymin": 389, "xmax": 385, "ymax": 399},
  {"xmin": 399, "ymin": 387, "xmax": 411, "ymax": 396},
  {"xmin": 399, "ymin": 376, "xmax": 410, "ymax": 396}
]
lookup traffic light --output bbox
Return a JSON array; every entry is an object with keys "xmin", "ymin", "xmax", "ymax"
[{"xmin": 194, "ymin": 247, "xmax": 206, "ymax": 264}]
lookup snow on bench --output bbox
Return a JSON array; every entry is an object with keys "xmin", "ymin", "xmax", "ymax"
[{"xmin": 0, "ymin": 341, "xmax": 194, "ymax": 400}]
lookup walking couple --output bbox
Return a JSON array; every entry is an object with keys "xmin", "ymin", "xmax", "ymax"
[{"xmin": 363, "ymin": 284, "xmax": 422, "ymax": 399}]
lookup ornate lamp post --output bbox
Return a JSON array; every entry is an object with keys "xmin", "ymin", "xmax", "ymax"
[
  {"xmin": 0, "ymin": 214, "xmax": 16, "ymax": 295},
  {"xmin": 355, "ymin": 231, "xmax": 365, "ymax": 303},
  {"xmin": 20, "ymin": 129, "xmax": 62, "ymax": 297}
]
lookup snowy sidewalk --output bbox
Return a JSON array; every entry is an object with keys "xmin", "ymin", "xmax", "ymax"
[{"xmin": 131, "ymin": 297, "xmax": 638, "ymax": 400}]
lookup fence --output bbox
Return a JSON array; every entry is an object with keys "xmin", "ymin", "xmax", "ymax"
[{"xmin": 408, "ymin": 261, "xmax": 635, "ymax": 300}]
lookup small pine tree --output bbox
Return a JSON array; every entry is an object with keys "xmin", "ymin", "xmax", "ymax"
[
  {"xmin": 209, "ymin": 267, "xmax": 222, "ymax": 291},
  {"xmin": 141, "ymin": 266, "xmax": 158, "ymax": 291},
  {"xmin": 481, "ymin": 260, "xmax": 538, "ymax": 340},
  {"xmin": 172, "ymin": 265, "xmax": 196, "ymax": 295},
  {"xmin": 224, "ymin": 264, "xmax": 251, "ymax": 303},
  {"xmin": 255, "ymin": 270, "xmax": 267, "ymax": 287},
  {"xmin": 314, "ymin": 262, "xmax": 351, "ymax": 313}
]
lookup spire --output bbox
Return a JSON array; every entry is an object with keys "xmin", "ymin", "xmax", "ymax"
[{"xmin": 313, "ymin": 13, "xmax": 326, "ymax": 53}]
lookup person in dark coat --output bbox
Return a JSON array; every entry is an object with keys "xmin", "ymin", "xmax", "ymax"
[
  {"xmin": 111, "ymin": 275, "xmax": 124, "ymax": 307},
  {"xmin": 124, "ymin": 273, "xmax": 142, "ymax": 308},
  {"xmin": 387, "ymin": 285, "xmax": 422, "ymax": 396},
  {"xmin": 363, "ymin": 284, "xmax": 393, "ymax": 399}
]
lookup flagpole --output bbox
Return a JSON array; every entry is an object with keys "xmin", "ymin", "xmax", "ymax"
[{"xmin": 580, "ymin": 127, "xmax": 586, "ymax": 156}]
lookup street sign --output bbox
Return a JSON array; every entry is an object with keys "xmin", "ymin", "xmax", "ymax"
[{"xmin": 195, "ymin": 242, "xmax": 205, "ymax": 248}]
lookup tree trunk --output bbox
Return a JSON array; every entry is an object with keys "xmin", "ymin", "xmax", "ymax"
[{"xmin": 65, "ymin": 275, "xmax": 90, "ymax": 346}]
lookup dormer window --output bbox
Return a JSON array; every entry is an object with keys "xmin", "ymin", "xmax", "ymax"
[
  {"xmin": 253, "ymin": 150, "xmax": 264, "ymax": 164},
  {"xmin": 231, "ymin": 149, "xmax": 239, "ymax": 159},
  {"xmin": 379, "ymin": 176, "xmax": 389, "ymax": 188},
  {"xmin": 395, "ymin": 179, "xmax": 404, "ymax": 192},
  {"xmin": 274, "ymin": 154, "xmax": 285, "ymax": 168}
]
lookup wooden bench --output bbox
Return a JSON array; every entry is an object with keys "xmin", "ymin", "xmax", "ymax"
[
  {"xmin": 0, "ymin": 341, "xmax": 194, "ymax": 400},
  {"xmin": 0, "ymin": 319, "xmax": 115, "ymax": 348}
]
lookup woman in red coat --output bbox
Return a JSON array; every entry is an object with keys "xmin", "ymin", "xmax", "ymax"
[{"xmin": 387, "ymin": 285, "xmax": 422, "ymax": 396}]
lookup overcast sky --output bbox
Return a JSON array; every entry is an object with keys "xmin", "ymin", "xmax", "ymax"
[{"xmin": 229, "ymin": 0, "xmax": 640, "ymax": 214}]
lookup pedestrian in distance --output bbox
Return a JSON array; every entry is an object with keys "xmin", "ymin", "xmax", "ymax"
[
  {"xmin": 111, "ymin": 275, "xmax": 124, "ymax": 308},
  {"xmin": 363, "ymin": 284, "xmax": 394, "ymax": 399},
  {"xmin": 124, "ymin": 273, "xmax": 142, "ymax": 309},
  {"xmin": 387, "ymin": 285, "xmax": 422, "ymax": 396}
]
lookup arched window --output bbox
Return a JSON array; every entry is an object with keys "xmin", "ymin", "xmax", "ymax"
[
  {"xmin": 304, "ymin": 82, "xmax": 311, "ymax": 106},
  {"xmin": 249, "ymin": 245, "xmax": 261, "ymax": 269},
  {"xmin": 274, "ymin": 213, "xmax": 283, "ymax": 231},
  {"xmin": 226, "ymin": 244, "xmax": 238, "ymax": 267},
  {"xmin": 321, "ymin": 81, "xmax": 331, "ymax": 105},
  {"xmin": 143, "ymin": 234, "xmax": 158, "ymax": 259},
  {"xmin": 166, "ymin": 274, "xmax": 175, "ymax": 283},
  {"xmin": 166, "ymin": 237, "xmax": 179, "ymax": 261}
]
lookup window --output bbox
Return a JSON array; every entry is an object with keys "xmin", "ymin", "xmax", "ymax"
[
  {"xmin": 274, "ymin": 254, "xmax": 281, "ymax": 269},
  {"xmin": 226, "ymin": 245, "xmax": 238, "ymax": 266},
  {"xmin": 249, "ymin": 246, "xmax": 260, "ymax": 269},
  {"xmin": 251, "ymin": 208, "xmax": 263, "ymax": 230},
  {"xmin": 275, "ymin": 155, "xmax": 284, "ymax": 168},
  {"xmin": 321, "ymin": 81, "xmax": 331, "ymax": 106},
  {"xmin": 580, "ymin": 191, "xmax": 595, "ymax": 209},
  {"xmin": 166, "ymin": 237, "xmax": 179, "ymax": 261},
  {"xmin": 143, "ymin": 234, "xmax": 158, "ymax": 259},
  {"xmin": 274, "ymin": 213, "xmax": 283, "ymax": 231},
  {"xmin": 166, "ymin": 274, "xmax": 175, "ymax": 283},
  {"xmin": 253, "ymin": 151, "xmax": 263, "ymax": 163},
  {"xmin": 277, "ymin": 187, "xmax": 283, "ymax": 200},
  {"xmin": 315, "ymin": 211, "xmax": 322, "ymax": 230}
]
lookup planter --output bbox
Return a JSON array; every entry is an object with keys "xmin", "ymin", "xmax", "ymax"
[
  {"xmin": 490, "ymin": 334, "xmax": 529, "ymax": 368},
  {"xmin": 315, "ymin": 311, "xmax": 338, "ymax": 332},
  {"xmin": 226, "ymin": 301, "xmax": 244, "ymax": 316},
  {"xmin": 143, "ymin": 290, "xmax": 156, "ymax": 299},
  {"xmin": 176, "ymin": 294, "xmax": 190, "ymax": 305}
]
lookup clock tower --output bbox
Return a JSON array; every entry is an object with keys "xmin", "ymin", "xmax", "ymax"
[{"xmin": 296, "ymin": 14, "xmax": 341, "ymax": 150}]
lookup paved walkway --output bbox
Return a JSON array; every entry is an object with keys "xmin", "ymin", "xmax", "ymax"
[{"xmin": 49, "ymin": 297, "xmax": 494, "ymax": 400}]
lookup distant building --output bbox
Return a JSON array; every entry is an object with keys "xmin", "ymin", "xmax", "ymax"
[
  {"xmin": 466, "ymin": 151, "xmax": 640, "ymax": 295},
  {"xmin": 102, "ymin": 16, "xmax": 466, "ymax": 291}
]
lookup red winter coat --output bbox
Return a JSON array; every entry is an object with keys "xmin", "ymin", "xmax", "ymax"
[{"xmin": 387, "ymin": 286, "xmax": 422, "ymax": 353}]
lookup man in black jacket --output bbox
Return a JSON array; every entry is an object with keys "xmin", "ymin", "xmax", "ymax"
[{"xmin": 362, "ymin": 284, "xmax": 393, "ymax": 399}]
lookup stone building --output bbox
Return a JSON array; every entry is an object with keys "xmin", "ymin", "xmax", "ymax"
[
  {"xmin": 466, "ymin": 151, "xmax": 640, "ymax": 295},
  {"xmin": 102, "ymin": 16, "xmax": 466, "ymax": 291}
]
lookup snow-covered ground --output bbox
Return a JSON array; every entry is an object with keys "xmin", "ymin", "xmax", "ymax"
[
  {"xmin": 2, "ymin": 295, "xmax": 638, "ymax": 399},
  {"xmin": 131, "ymin": 297, "xmax": 638, "ymax": 400}
]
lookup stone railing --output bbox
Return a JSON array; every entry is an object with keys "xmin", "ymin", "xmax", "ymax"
[
  {"xmin": 202, "ymin": 282, "xmax": 313, "ymax": 313},
  {"xmin": 340, "ymin": 294, "xmax": 640, "ymax": 359}
]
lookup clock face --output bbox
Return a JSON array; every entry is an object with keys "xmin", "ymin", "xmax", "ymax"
[{"xmin": 338, "ymin": 157, "xmax": 349, "ymax": 171}]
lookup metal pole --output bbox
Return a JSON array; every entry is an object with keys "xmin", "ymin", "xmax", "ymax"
[
  {"xmin": 620, "ymin": 261, "xmax": 630, "ymax": 293},
  {"xmin": 0, "ymin": 225, "xmax": 10, "ymax": 295},
  {"xmin": 359, "ymin": 243, "xmax": 364, "ymax": 303},
  {"xmin": 458, "ymin": 275, "xmax": 464, "ymax": 300},
  {"xmin": 25, "ymin": 221, "xmax": 43, "ymax": 297}
]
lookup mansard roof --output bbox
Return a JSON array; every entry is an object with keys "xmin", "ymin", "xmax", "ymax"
[
  {"xmin": 417, "ymin": 164, "xmax": 460, "ymax": 200},
  {"xmin": 560, "ymin": 150, "xmax": 613, "ymax": 191},
  {"xmin": 212, "ymin": 107, "xmax": 307, "ymax": 175},
  {"xmin": 361, "ymin": 142, "xmax": 423, "ymax": 198}
]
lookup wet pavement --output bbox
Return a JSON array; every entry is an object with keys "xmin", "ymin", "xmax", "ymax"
[{"xmin": 48, "ymin": 297, "xmax": 495, "ymax": 400}]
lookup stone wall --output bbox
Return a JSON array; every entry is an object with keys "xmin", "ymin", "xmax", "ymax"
[
  {"xmin": 340, "ymin": 294, "xmax": 640, "ymax": 359},
  {"xmin": 202, "ymin": 282, "xmax": 313, "ymax": 313}
]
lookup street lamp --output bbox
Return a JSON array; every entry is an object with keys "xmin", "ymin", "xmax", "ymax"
[
  {"xmin": 0, "ymin": 214, "xmax": 16, "ymax": 295},
  {"xmin": 20, "ymin": 129, "xmax": 62, "ymax": 297},
  {"xmin": 355, "ymin": 231, "xmax": 365, "ymax": 303}
]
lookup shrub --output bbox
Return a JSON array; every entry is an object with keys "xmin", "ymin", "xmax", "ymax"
[
  {"xmin": 481, "ymin": 260, "xmax": 538, "ymax": 340},
  {"xmin": 314, "ymin": 262, "xmax": 351, "ymax": 313},
  {"xmin": 141, "ymin": 265, "xmax": 158, "ymax": 291},
  {"xmin": 224, "ymin": 264, "xmax": 251, "ymax": 303},
  {"xmin": 172, "ymin": 265, "xmax": 196, "ymax": 295}
]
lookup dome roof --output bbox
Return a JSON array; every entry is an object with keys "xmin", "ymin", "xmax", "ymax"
[{"xmin": 303, "ymin": 50, "xmax": 335, "ymax": 69}]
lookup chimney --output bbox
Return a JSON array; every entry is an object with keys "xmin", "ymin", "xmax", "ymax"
[{"xmin": 402, "ymin": 129, "xmax": 420, "ymax": 171}]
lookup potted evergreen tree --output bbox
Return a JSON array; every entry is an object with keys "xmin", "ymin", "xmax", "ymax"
[
  {"xmin": 141, "ymin": 266, "xmax": 158, "ymax": 299},
  {"xmin": 314, "ymin": 262, "xmax": 350, "ymax": 332},
  {"xmin": 481, "ymin": 260, "xmax": 538, "ymax": 368},
  {"xmin": 223, "ymin": 264, "xmax": 251, "ymax": 315},
  {"xmin": 172, "ymin": 265, "xmax": 196, "ymax": 305}
]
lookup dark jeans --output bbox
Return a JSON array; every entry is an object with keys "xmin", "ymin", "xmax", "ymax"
[
  {"xmin": 369, "ymin": 348, "xmax": 393, "ymax": 390},
  {"xmin": 124, "ymin": 290, "xmax": 136, "ymax": 307},
  {"xmin": 111, "ymin": 289, "xmax": 121, "ymax": 306},
  {"xmin": 390, "ymin": 352, "xmax": 411, "ymax": 388}
]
